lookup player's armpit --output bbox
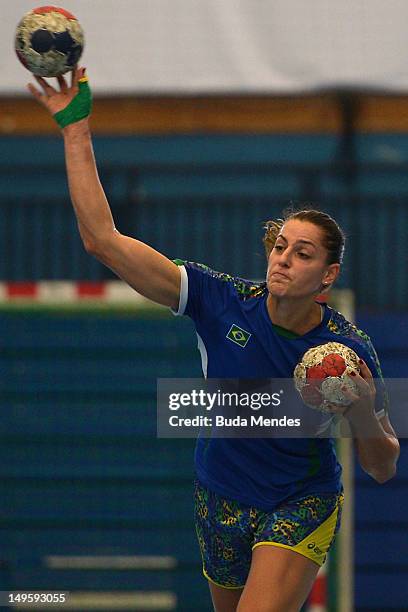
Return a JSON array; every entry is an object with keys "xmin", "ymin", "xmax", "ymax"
[{"xmin": 88, "ymin": 230, "xmax": 181, "ymax": 310}]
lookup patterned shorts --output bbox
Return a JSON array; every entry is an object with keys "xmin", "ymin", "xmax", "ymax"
[{"xmin": 194, "ymin": 480, "xmax": 344, "ymax": 589}]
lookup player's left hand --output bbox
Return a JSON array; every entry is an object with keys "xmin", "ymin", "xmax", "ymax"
[{"xmin": 325, "ymin": 358, "xmax": 376, "ymax": 417}]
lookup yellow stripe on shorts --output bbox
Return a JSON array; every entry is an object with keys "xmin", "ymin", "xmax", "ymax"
[{"xmin": 253, "ymin": 496, "xmax": 343, "ymax": 567}]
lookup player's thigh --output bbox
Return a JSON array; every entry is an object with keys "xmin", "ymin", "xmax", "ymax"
[
  {"xmin": 208, "ymin": 581, "xmax": 243, "ymax": 612},
  {"xmin": 237, "ymin": 545, "xmax": 319, "ymax": 612},
  {"xmin": 194, "ymin": 480, "xmax": 252, "ymax": 589}
]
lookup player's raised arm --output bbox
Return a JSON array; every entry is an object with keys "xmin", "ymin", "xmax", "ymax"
[{"xmin": 27, "ymin": 67, "xmax": 181, "ymax": 310}]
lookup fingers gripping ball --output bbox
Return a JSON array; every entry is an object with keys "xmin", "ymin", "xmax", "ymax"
[
  {"xmin": 53, "ymin": 76, "xmax": 92, "ymax": 128},
  {"xmin": 293, "ymin": 342, "xmax": 361, "ymax": 413}
]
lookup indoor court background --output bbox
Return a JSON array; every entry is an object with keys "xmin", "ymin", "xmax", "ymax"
[{"xmin": 0, "ymin": 1, "xmax": 407, "ymax": 610}]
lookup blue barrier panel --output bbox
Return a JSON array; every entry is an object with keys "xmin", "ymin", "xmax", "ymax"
[
  {"xmin": 354, "ymin": 312, "xmax": 407, "ymax": 611},
  {"xmin": 0, "ymin": 312, "xmax": 212, "ymax": 609}
]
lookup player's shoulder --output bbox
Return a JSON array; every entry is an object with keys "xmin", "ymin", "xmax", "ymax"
[
  {"xmin": 324, "ymin": 305, "xmax": 388, "ymax": 414},
  {"xmin": 325, "ymin": 305, "xmax": 380, "ymax": 365},
  {"xmin": 174, "ymin": 259, "xmax": 267, "ymax": 301}
]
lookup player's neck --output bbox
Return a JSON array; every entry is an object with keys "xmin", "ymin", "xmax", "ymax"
[{"xmin": 266, "ymin": 295, "xmax": 323, "ymax": 336}]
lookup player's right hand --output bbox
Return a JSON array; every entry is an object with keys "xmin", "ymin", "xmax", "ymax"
[{"xmin": 27, "ymin": 66, "xmax": 87, "ymax": 117}]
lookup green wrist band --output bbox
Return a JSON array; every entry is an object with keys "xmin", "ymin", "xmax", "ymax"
[{"xmin": 54, "ymin": 76, "xmax": 93, "ymax": 129}]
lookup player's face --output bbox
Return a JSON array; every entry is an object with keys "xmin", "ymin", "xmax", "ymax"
[{"xmin": 266, "ymin": 219, "xmax": 339, "ymax": 299}]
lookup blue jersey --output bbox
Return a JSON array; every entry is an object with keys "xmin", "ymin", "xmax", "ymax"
[{"xmin": 173, "ymin": 261, "xmax": 387, "ymax": 510}]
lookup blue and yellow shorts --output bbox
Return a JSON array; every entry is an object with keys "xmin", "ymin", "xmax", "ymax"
[{"xmin": 194, "ymin": 480, "xmax": 344, "ymax": 589}]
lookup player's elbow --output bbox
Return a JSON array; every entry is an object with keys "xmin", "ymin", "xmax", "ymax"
[
  {"xmin": 359, "ymin": 437, "xmax": 400, "ymax": 484},
  {"xmin": 366, "ymin": 462, "xmax": 397, "ymax": 484},
  {"xmin": 79, "ymin": 225, "xmax": 111, "ymax": 259},
  {"xmin": 84, "ymin": 239, "xmax": 117, "ymax": 274},
  {"xmin": 82, "ymin": 228, "xmax": 119, "ymax": 264},
  {"xmin": 83, "ymin": 238, "xmax": 99, "ymax": 257},
  {"xmin": 79, "ymin": 226, "xmax": 100, "ymax": 257},
  {"xmin": 82, "ymin": 235, "xmax": 109, "ymax": 261}
]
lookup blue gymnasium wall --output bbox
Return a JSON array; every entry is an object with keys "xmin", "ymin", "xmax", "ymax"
[
  {"xmin": 0, "ymin": 312, "xmax": 211, "ymax": 610},
  {"xmin": 353, "ymin": 314, "xmax": 408, "ymax": 611},
  {"xmin": 2, "ymin": 133, "xmax": 408, "ymax": 309}
]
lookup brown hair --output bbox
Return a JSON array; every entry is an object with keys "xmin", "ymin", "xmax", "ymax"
[{"xmin": 263, "ymin": 206, "xmax": 346, "ymax": 265}]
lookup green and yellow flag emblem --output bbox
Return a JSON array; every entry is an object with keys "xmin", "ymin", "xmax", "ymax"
[{"xmin": 226, "ymin": 324, "xmax": 251, "ymax": 348}]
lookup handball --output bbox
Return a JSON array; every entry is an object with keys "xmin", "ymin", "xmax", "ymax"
[
  {"xmin": 293, "ymin": 342, "xmax": 360, "ymax": 413},
  {"xmin": 15, "ymin": 6, "xmax": 84, "ymax": 77}
]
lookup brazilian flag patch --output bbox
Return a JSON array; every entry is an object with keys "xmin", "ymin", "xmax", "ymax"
[{"xmin": 226, "ymin": 324, "xmax": 252, "ymax": 348}]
